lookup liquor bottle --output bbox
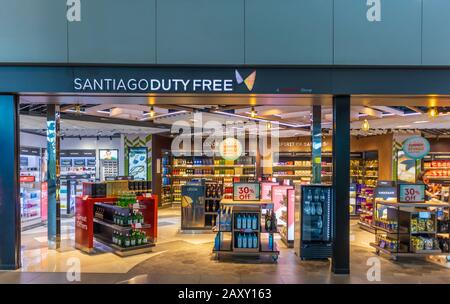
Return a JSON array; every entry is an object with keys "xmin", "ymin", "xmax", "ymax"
[
  {"xmin": 124, "ymin": 233, "xmax": 130, "ymax": 247},
  {"xmin": 319, "ymin": 188, "xmax": 326, "ymax": 201},
  {"xmin": 242, "ymin": 233, "xmax": 247, "ymax": 248},
  {"xmin": 130, "ymin": 232, "xmax": 136, "ymax": 247},
  {"xmin": 253, "ymin": 233, "xmax": 258, "ymax": 249},
  {"xmin": 237, "ymin": 214, "xmax": 242, "ymax": 229},
  {"xmin": 271, "ymin": 209, "xmax": 277, "ymax": 231},
  {"xmin": 269, "ymin": 234, "xmax": 273, "ymax": 250},
  {"xmin": 265, "ymin": 212, "xmax": 271, "ymax": 232},
  {"xmin": 246, "ymin": 214, "xmax": 252, "ymax": 229},
  {"xmin": 237, "ymin": 233, "xmax": 243, "ymax": 248},
  {"xmin": 314, "ymin": 189, "xmax": 320, "ymax": 201},
  {"xmin": 242, "ymin": 214, "xmax": 247, "ymax": 229},
  {"xmin": 252, "ymin": 214, "xmax": 257, "ymax": 230}
]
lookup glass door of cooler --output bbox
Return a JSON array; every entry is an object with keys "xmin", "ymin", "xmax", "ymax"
[{"xmin": 301, "ymin": 185, "xmax": 332, "ymax": 242}]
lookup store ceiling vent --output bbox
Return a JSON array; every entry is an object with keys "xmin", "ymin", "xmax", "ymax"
[{"xmin": 109, "ymin": 107, "xmax": 144, "ymax": 120}]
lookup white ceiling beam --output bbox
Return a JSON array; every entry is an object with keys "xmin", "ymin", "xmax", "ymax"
[
  {"xmin": 371, "ymin": 106, "xmax": 405, "ymax": 116},
  {"xmin": 353, "ymin": 106, "xmax": 383, "ymax": 118}
]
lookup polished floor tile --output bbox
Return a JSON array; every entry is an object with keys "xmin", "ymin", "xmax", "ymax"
[{"xmin": 2, "ymin": 207, "xmax": 448, "ymax": 284}]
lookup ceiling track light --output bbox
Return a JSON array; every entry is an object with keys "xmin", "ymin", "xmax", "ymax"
[
  {"xmin": 361, "ymin": 119, "xmax": 370, "ymax": 132},
  {"xmin": 149, "ymin": 106, "xmax": 155, "ymax": 118},
  {"xmin": 428, "ymin": 107, "xmax": 439, "ymax": 118}
]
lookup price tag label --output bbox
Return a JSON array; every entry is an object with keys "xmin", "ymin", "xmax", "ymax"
[
  {"xmin": 398, "ymin": 184, "xmax": 426, "ymax": 203},
  {"xmin": 233, "ymin": 183, "xmax": 260, "ymax": 201},
  {"xmin": 134, "ymin": 223, "xmax": 142, "ymax": 229}
]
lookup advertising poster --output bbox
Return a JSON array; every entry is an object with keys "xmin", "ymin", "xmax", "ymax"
[
  {"xmin": 287, "ymin": 189, "xmax": 295, "ymax": 242},
  {"xmin": 271, "ymin": 185, "xmax": 293, "ymax": 234},
  {"xmin": 100, "ymin": 149, "xmax": 118, "ymax": 160},
  {"xmin": 397, "ymin": 150, "xmax": 416, "ymax": 183},
  {"xmin": 260, "ymin": 182, "xmax": 279, "ymax": 200},
  {"xmin": 181, "ymin": 185, "xmax": 205, "ymax": 229},
  {"xmin": 128, "ymin": 147, "xmax": 147, "ymax": 180}
]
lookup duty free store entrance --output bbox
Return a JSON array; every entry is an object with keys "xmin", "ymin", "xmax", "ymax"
[{"xmin": 1, "ymin": 66, "xmax": 450, "ymax": 278}]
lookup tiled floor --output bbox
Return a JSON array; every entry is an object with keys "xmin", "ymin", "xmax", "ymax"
[{"xmin": 1, "ymin": 207, "xmax": 450, "ymax": 284}]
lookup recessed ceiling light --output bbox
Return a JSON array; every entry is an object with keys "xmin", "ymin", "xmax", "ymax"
[
  {"xmin": 413, "ymin": 120, "xmax": 429, "ymax": 124},
  {"xmin": 396, "ymin": 125, "xmax": 411, "ymax": 128}
]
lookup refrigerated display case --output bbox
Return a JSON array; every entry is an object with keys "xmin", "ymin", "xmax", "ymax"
[{"xmin": 295, "ymin": 185, "xmax": 332, "ymax": 260}]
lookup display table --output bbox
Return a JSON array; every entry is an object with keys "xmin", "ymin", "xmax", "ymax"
[
  {"xmin": 75, "ymin": 194, "xmax": 158, "ymax": 256},
  {"xmin": 212, "ymin": 199, "xmax": 280, "ymax": 262},
  {"xmin": 370, "ymin": 199, "xmax": 450, "ymax": 261}
]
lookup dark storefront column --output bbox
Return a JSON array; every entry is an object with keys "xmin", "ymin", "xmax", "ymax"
[
  {"xmin": 0, "ymin": 95, "xmax": 21, "ymax": 270},
  {"xmin": 311, "ymin": 105, "xmax": 322, "ymax": 184},
  {"xmin": 332, "ymin": 95, "xmax": 350, "ymax": 274},
  {"xmin": 47, "ymin": 105, "xmax": 61, "ymax": 249}
]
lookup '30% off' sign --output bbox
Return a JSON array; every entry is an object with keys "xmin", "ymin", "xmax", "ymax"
[
  {"xmin": 398, "ymin": 184, "xmax": 426, "ymax": 203},
  {"xmin": 233, "ymin": 183, "xmax": 260, "ymax": 201}
]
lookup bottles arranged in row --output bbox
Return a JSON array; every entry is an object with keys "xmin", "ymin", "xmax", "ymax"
[
  {"xmin": 113, "ymin": 210, "xmax": 144, "ymax": 226},
  {"xmin": 173, "ymin": 156, "xmax": 254, "ymax": 166},
  {"xmin": 128, "ymin": 180, "xmax": 151, "ymax": 192},
  {"xmin": 236, "ymin": 213, "xmax": 258, "ymax": 230},
  {"xmin": 116, "ymin": 192, "xmax": 136, "ymax": 208},
  {"xmin": 217, "ymin": 207, "xmax": 232, "ymax": 231},
  {"xmin": 113, "ymin": 230, "xmax": 148, "ymax": 248},
  {"xmin": 236, "ymin": 233, "xmax": 258, "ymax": 249},
  {"xmin": 264, "ymin": 209, "xmax": 277, "ymax": 232},
  {"xmin": 305, "ymin": 188, "xmax": 328, "ymax": 202},
  {"xmin": 304, "ymin": 201, "xmax": 323, "ymax": 216},
  {"xmin": 206, "ymin": 183, "xmax": 223, "ymax": 199},
  {"xmin": 206, "ymin": 201, "xmax": 219, "ymax": 212}
]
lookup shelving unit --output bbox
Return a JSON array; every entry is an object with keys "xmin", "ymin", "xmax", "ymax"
[
  {"xmin": 423, "ymin": 153, "xmax": 450, "ymax": 181},
  {"xmin": 171, "ymin": 154, "xmax": 256, "ymax": 203},
  {"xmin": 161, "ymin": 151, "xmax": 173, "ymax": 206},
  {"xmin": 213, "ymin": 199, "xmax": 279, "ymax": 262},
  {"xmin": 272, "ymin": 152, "xmax": 333, "ymax": 185},
  {"xmin": 370, "ymin": 200, "xmax": 450, "ymax": 261},
  {"xmin": 357, "ymin": 187, "xmax": 375, "ymax": 233}
]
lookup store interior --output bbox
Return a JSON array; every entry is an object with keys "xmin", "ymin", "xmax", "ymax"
[{"xmin": 16, "ymin": 100, "xmax": 450, "ymax": 282}]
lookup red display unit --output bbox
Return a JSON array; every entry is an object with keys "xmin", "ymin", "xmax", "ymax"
[{"xmin": 75, "ymin": 195, "xmax": 158, "ymax": 255}]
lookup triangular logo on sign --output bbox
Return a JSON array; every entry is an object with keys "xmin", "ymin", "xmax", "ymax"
[{"xmin": 235, "ymin": 70, "xmax": 256, "ymax": 91}]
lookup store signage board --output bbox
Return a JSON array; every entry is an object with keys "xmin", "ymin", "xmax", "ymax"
[
  {"xmin": 398, "ymin": 184, "xmax": 426, "ymax": 203},
  {"xmin": 128, "ymin": 147, "xmax": 148, "ymax": 180},
  {"xmin": 402, "ymin": 136, "xmax": 430, "ymax": 160},
  {"xmin": 233, "ymin": 183, "xmax": 260, "ymax": 201},
  {"xmin": 20, "ymin": 176, "xmax": 35, "ymax": 183},
  {"xmin": 375, "ymin": 186, "xmax": 397, "ymax": 200}
]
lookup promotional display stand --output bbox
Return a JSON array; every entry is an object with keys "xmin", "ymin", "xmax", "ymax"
[
  {"xmin": 370, "ymin": 183, "xmax": 450, "ymax": 261},
  {"xmin": 75, "ymin": 194, "xmax": 158, "ymax": 256},
  {"xmin": 212, "ymin": 182, "xmax": 280, "ymax": 262}
]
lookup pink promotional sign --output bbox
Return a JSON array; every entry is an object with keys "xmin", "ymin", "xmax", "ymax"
[
  {"xmin": 261, "ymin": 182, "xmax": 279, "ymax": 200},
  {"xmin": 271, "ymin": 185, "xmax": 294, "ymax": 236},
  {"xmin": 287, "ymin": 189, "xmax": 295, "ymax": 241}
]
